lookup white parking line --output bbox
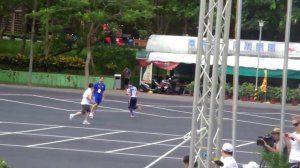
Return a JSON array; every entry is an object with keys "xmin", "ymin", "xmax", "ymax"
[
  {"xmin": 236, "ymin": 141, "xmax": 256, "ymax": 148},
  {"xmin": 0, "ymin": 143, "xmax": 183, "ymax": 160},
  {"xmin": 106, "ymin": 136, "xmax": 183, "ymax": 153},
  {"xmin": 0, "ymin": 98, "xmax": 75, "ymax": 111},
  {"xmin": 16, "ymin": 132, "xmax": 189, "ymax": 148},
  {"xmin": 26, "ymin": 131, "xmax": 126, "ymax": 147},
  {"xmin": 0, "ymin": 126, "xmax": 64, "ymax": 136}
]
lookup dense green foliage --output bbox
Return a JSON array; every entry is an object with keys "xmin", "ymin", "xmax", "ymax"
[
  {"xmin": 261, "ymin": 150, "xmax": 288, "ymax": 168},
  {"xmin": 0, "ymin": 159, "xmax": 12, "ymax": 168},
  {"xmin": 92, "ymin": 45, "xmax": 138, "ymax": 75},
  {"xmin": 0, "ymin": 53, "xmax": 84, "ymax": 73},
  {"xmin": 0, "ymin": 40, "xmax": 139, "ymax": 75}
]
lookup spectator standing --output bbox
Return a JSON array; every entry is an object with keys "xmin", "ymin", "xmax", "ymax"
[
  {"xmin": 263, "ymin": 127, "xmax": 281, "ymax": 154},
  {"xmin": 220, "ymin": 143, "xmax": 238, "ymax": 168},
  {"xmin": 182, "ymin": 155, "xmax": 197, "ymax": 168},
  {"xmin": 122, "ymin": 66, "xmax": 131, "ymax": 89},
  {"xmin": 285, "ymin": 116, "xmax": 300, "ymax": 168}
]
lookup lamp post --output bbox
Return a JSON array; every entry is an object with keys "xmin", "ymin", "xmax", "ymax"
[{"xmin": 255, "ymin": 20, "xmax": 265, "ymax": 91}]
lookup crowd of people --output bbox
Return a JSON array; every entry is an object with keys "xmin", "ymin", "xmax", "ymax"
[{"xmin": 182, "ymin": 115, "xmax": 300, "ymax": 168}]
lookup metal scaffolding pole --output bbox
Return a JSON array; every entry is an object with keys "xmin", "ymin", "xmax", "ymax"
[
  {"xmin": 206, "ymin": 0, "xmax": 224, "ymax": 166},
  {"xmin": 216, "ymin": 0, "xmax": 232, "ymax": 158},
  {"xmin": 189, "ymin": 0, "xmax": 232, "ymax": 167},
  {"xmin": 188, "ymin": 0, "xmax": 206, "ymax": 167},
  {"xmin": 279, "ymin": 0, "xmax": 292, "ymax": 154},
  {"xmin": 232, "ymin": 0, "xmax": 242, "ymax": 157}
]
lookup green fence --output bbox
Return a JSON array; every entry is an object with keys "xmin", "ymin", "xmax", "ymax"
[{"xmin": 0, "ymin": 69, "xmax": 114, "ymax": 89}]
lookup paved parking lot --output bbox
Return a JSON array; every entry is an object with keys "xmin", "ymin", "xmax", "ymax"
[{"xmin": 0, "ymin": 84, "xmax": 298, "ymax": 167}]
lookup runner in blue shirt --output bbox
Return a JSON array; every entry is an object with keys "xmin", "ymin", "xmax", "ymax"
[{"xmin": 90, "ymin": 77, "xmax": 106, "ymax": 119}]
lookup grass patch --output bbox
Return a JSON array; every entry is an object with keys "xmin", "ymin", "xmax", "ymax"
[{"xmin": 0, "ymin": 39, "xmax": 41, "ymax": 55}]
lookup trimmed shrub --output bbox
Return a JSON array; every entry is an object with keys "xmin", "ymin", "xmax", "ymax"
[{"xmin": 0, "ymin": 54, "xmax": 84, "ymax": 74}]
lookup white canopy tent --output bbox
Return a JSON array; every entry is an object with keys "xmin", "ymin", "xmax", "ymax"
[{"xmin": 146, "ymin": 35, "xmax": 300, "ymax": 71}]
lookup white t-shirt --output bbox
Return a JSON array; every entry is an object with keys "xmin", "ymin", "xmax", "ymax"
[
  {"xmin": 81, "ymin": 88, "xmax": 92, "ymax": 105},
  {"xmin": 220, "ymin": 156, "xmax": 238, "ymax": 168},
  {"xmin": 127, "ymin": 86, "xmax": 137, "ymax": 97},
  {"xmin": 289, "ymin": 132, "xmax": 300, "ymax": 163}
]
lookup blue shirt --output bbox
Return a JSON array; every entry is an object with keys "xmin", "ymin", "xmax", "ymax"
[{"xmin": 94, "ymin": 82, "xmax": 106, "ymax": 98}]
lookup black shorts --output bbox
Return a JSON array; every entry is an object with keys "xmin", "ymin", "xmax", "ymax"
[
  {"xmin": 128, "ymin": 97, "xmax": 137, "ymax": 110},
  {"xmin": 81, "ymin": 105, "xmax": 91, "ymax": 114}
]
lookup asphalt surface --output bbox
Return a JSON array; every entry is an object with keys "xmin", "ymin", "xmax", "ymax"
[{"xmin": 0, "ymin": 84, "xmax": 299, "ymax": 168}]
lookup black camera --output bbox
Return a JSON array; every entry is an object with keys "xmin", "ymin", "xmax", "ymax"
[{"xmin": 257, "ymin": 134, "xmax": 275, "ymax": 147}]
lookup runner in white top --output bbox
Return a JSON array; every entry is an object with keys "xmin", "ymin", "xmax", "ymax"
[
  {"xmin": 126, "ymin": 84, "xmax": 141, "ymax": 118},
  {"xmin": 69, "ymin": 83, "xmax": 94, "ymax": 125}
]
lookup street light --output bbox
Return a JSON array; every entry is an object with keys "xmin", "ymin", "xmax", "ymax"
[{"xmin": 255, "ymin": 20, "xmax": 265, "ymax": 91}]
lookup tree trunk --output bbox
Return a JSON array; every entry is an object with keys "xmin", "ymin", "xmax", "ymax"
[
  {"xmin": 43, "ymin": 16, "xmax": 50, "ymax": 56},
  {"xmin": 0, "ymin": 27, "xmax": 5, "ymax": 39},
  {"xmin": 163, "ymin": 19, "xmax": 170, "ymax": 35},
  {"xmin": 43, "ymin": 0, "xmax": 51, "ymax": 56},
  {"xmin": 28, "ymin": 0, "xmax": 37, "ymax": 86},
  {"xmin": 20, "ymin": 8, "xmax": 28, "ymax": 54},
  {"xmin": 0, "ymin": 16, "xmax": 9, "ymax": 39},
  {"xmin": 84, "ymin": 23, "xmax": 95, "ymax": 88},
  {"xmin": 182, "ymin": 18, "xmax": 188, "ymax": 35}
]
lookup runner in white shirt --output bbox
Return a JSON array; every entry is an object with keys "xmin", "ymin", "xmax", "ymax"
[
  {"xmin": 126, "ymin": 84, "xmax": 141, "ymax": 118},
  {"xmin": 69, "ymin": 83, "xmax": 94, "ymax": 125}
]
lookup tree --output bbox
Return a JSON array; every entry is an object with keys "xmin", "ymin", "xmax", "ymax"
[
  {"xmin": 0, "ymin": 0, "xmax": 21, "ymax": 39},
  {"xmin": 240, "ymin": 0, "xmax": 300, "ymax": 41},
  {"xmin": 35, "ymin": 0, "xmax": 154, "ymax": 87}
]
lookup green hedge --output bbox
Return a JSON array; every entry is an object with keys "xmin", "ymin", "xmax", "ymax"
[{"xmin": 0, "ymin": 54, "xmax": 84, "ymax": 74}]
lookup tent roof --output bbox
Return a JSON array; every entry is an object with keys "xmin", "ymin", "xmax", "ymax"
[
  {"xmin": 146, "ymin": 52, "xmax": 300, "ymax": 71},
  {"xmin": 227, "ymin": 56, "xmax": 300, "ymax": 71},
  {"xmin": 148, "ymin": 52, "xmax": 197, "ymax": 64},
  {"xmin": 146, "ymin": 35, "xmax": 197, "ymax": 54},
  {"xmin": 146, "ymin": 34, "xmax": 300, "ymax": 58}
]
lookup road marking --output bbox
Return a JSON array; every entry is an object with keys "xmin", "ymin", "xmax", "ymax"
[
  {"xmin": 32, "ymin": 95, "xmax": 128, "ymax": 112},
  {"xmin": 106, "ymin": 136, "xmax": 183, "ymax": 153},
  {"xmin": 26, "ymin": 131, "xmax": 126, "ymax": 147},
  {"xmin": 16, "ymin": 132, "xmax": 188, "ymax": 148},
  {"xmin": 0, "ymin": 94, "xmax": 33, "ymax": 96},
  {"xmin": 236, "ymin": 141, "xmax": 256, "ymax": 148},
  {"xmin": 0, "ymin": 97, "xmax": 189, "ymax": 118},
  {"xmin": 0, "ymin": 121, "xmax": 183, "ymax": 137},
  {"xmin": 0, "ymin": 143, "xmax": 183, "ymax": 160},
  {"xmin": 136, "ymin": 112, "xmax": 190, "ymax": 119},
  {"xmin": 0, "ymin": 98, "xmax": 75, "ymax": 111},
  {"xmin": 0, "ymin": 142, "xmax": 260, "ymax": 156},
  {"xmin": 0, "ymin": 126, "xmax": 64, "ymax": 136}
]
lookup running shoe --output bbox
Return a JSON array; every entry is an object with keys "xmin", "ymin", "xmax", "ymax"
[
  {"xmin": 89, "ymin": 113, "xmax": 94, "ymax": 119},
  {"xmin": 137, "ymin": 104, "xmax": 142, "ymax": 111},
  {"xmin": 82, "ymin": 120, "xmax": 90, "ymax": 125},
  {"xmin": 69, "ymin": 114, "xmax": 74, "ymax": 120}
]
